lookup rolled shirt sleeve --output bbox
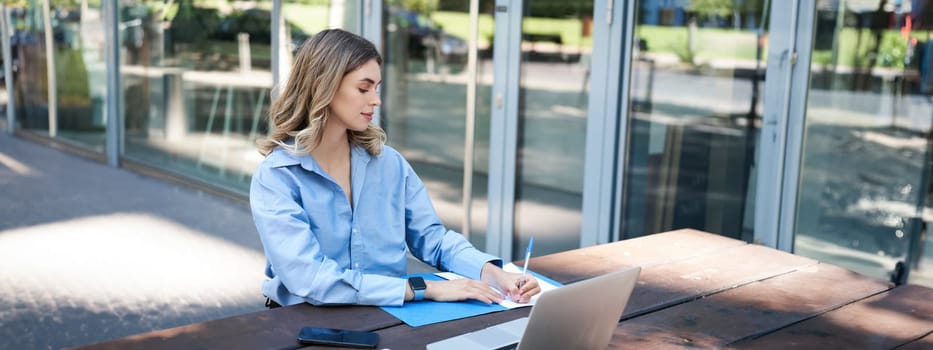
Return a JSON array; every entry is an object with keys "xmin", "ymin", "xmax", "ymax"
[{"xmin": 401, "ymin": 161, "xmax": 502, "ymax": 279}]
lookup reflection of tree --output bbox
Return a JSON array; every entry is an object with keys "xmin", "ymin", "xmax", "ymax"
[
  {"xmin": 853, "ymin": 0, "xmax": 892, "ymax": 91},
  {"xmin": 400, "ymin": 0, "xmax": 438, "ymax": 15},
  {"xmin": 52, "ymin": 0, "xmax": 97, "ymax": 129},
  {"xmin": 690, "ymin": 0, "xmax": 733, "ymax": 19},
  {"xmin": 676, "ymin": 0, "xmax": 767, "ymax": 66},
  {"xmin": 683, "ymin": 0, "xmax": 769, "ymax": 240},
  {"xmin": 690, "ymin": 0, "xmax": 767, "ymax": 27},
  {"xmin": 6, "ymin": 0, "xmax": 91, "ymax": 6},
  {"xmin": 55, "ymin": 47, "xmax": 94, "ymax": 129}
]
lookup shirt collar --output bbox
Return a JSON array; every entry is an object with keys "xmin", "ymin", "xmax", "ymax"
[{"xmin": 267, "ymin": 142, "xmax": 372, "ymax": 172}]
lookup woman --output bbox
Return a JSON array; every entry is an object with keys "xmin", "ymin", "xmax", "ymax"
[{"xmin": 250, "ymin": 29, "xmax": 540, "ymax": 307}]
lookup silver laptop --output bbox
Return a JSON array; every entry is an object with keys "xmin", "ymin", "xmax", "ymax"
[{"xmin": 426, "ymin": 266, "xmax": 641, "ymax": 350}]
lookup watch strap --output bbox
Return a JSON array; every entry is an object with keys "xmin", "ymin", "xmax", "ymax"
[{"xmin": 408, "ymin": 277, "xmax": 426, "ymax": 301}]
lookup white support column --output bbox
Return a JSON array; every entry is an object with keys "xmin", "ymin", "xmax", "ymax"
[
  {"xmin": 580, "ymin": 0, "xmax": 633, "ymax": 247},
  {"xmin": 1, "ymin": 5, "xmax": 15, "ymax": 134},
  {"xmin": 486, "ymin": 0, "xmax": 522, "ymax": 260},
  {"xmin": 42, "ymin": 0, "xmax": 57, "ymax": 137},
  {"xmin": 103, "ymin": 0, "xmax": 121, "ymax": 166},
  {"xmin": 461, "ymin": 0, "xmax": 480, "ymax": 240},
  {"xmin": 754, "ymin": 0, "xmax": 815, "ymax": 251}
]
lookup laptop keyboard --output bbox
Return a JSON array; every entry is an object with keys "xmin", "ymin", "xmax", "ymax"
[
  {"xmin": 470, "ymin": 326, "xmax": 520, "ymax": 348},
  {"xmin": 426, "ymin": 317, "xmax": 528, "ymax": 350}
]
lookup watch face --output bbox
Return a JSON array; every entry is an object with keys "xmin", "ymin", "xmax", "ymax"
[{"xmin": 409, "ymin": 277, "xmax": 427, "ymax": 290}]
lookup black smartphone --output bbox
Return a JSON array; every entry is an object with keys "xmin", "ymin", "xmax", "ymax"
[{"xmin": 296, "ymin": 326, "xmax": 379, "ymax": 348}]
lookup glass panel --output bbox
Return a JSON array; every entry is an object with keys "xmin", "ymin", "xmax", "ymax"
[
  {"xmin": 796, "ymin": 0, "xmax": 932, "ymax": 288},
  {"xmin": 119, "ymin": 0, "xmax": 335, "ymax": 194},
  {"xmin": 1, "ymin": 5, "xmax": 7, "ymax": 132},
  {"xmin": 382, "ymin": 1, "xmax": 491, "ymax": 249},
  {"xmin": 10, "ymin": 4, "xmax": 50, "ymax": 135},
  {"xmin": 0, "ymin": 23, "xmax": 6, "ymax": 132},
  {"xmin": 513, "ymin": 0, "xmax": 594, "ymax": 257},
  {"xmin": 53, "ymin": 0, "xmax": 107, "ymax": 152},
  {"xmin": 620, "ymin": 1, "xmax": 769, "ymax": 241}
]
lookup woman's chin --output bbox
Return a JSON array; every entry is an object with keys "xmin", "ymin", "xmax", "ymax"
[{"xmin": 349, "ymin": 124, "xmax": 370, "ymax": 132}]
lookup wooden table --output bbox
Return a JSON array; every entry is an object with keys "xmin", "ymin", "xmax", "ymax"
[{"xmin": 74, "ymin": 229, "xmax": 933, "ymax": 349}]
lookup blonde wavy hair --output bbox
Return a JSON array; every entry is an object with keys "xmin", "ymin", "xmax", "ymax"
[{"xmin": 258, "ymin": 29, "xmax": 386, "ymax": 157}]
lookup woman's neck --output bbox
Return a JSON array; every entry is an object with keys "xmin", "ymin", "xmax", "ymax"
[{"xmin": 310, "ymin": 123, "xmax": 351, "ymax": 169}]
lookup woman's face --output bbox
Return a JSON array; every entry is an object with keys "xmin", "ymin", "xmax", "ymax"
[{"xmin": 328, "ymin": 59, "xmax": 382, "ymax": 132}]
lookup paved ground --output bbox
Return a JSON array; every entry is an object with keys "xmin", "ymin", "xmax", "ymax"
[{"xmin": 0, "ymin": 132, "xmax": 267, "ymax": 350}]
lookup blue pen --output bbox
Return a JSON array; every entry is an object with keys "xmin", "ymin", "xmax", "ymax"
[{"xmin": 519, "ymin": 236, "xmax": 534, "ymax": 289}]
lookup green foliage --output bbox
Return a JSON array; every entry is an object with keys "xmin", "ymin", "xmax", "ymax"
[
  {"xmin": 437, "ymin": 0, "xmax": 470, "ymax": 11},
  {"xmin": 432, "ymin": 11, "xmax": 594, "ymax": 48},
  {"xmin": 877, "ymin": 32, "xmax": 906, "ymax": 68},
  {"xmin": 810, "ymin": 28, "xmax": 918, "ymax": 69},
  {"xmin": 55, "ymin": 47, "xmax": 90, "ymax": 106},
  {"xmin": 689, "ymin": 0, "xmax": 734, "ymax": 19},
  {"xmin": 281, "ymin": 3, "xmax": 329, "ymax": 35},
  {"xmin": 670, "ymin": 31, "xmax": 698, "ymax": 66},
  {"xmin": 811, "ymin": 50, "xmax": 834, "ymax": 66},
  {"xmin": 687, "ymin": 0, "xmax": 768, "ymax": 21},
  {"xmin": 169, "ymin": 5, "xmax": 221, "ymax": 44},
  {"xmin": 637, "ymin": 25, "xmax": 760, "ymax": 61},
  {"xmin": 397, "ymin": 0, "xmax": 439, "ymax": 15},
  {"xmin": 431, "ymin": 11, "xmax": 495, "ymax": 45},
  {"xmin": 2, "ymin": 0, "xmax": 102, "ymax": 7},
  {"xmin": 2, "ymin": 0, "xmax": 27, "ymax": 7},
  {"xmin": 527, "ymin": 1, "xmax": 592, "ymax": 17},
  {"xmin": 142, "ymin": 1, "xmax": 179, "ymax": 22},
  {"xmin": 285, "ymin": 0, "xmax": 329, "ymax": 5}
]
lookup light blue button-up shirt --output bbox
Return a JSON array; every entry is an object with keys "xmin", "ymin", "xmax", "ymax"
[{"xmin": 250, "ymin": 144, "xmax": 500, "ymax": 306}]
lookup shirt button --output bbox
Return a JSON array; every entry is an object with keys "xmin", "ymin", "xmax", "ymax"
[
  {"xmin": 354, "ymin": 263, "xmax": 360, "ymax": 269},
  {"xmin": 352, "ymin": 227, "xmax": 359, "ymax": 233}
]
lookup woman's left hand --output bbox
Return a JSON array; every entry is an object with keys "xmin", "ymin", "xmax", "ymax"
[{"xmin": 481, "ymin": 263, "xmax": 541, "ymax": 303}]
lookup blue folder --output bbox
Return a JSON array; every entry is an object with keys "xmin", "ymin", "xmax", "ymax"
[{"xmin": 380, "ymin": 271, "xmax": 563, "ymax": 327}]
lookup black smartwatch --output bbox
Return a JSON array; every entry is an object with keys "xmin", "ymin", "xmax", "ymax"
[{"xmin": 408, "ymin": 277, "xmax": 427, "ymax": 301}]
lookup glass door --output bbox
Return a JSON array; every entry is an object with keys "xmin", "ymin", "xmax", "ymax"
[
  {"xmin": 618, "ymin": 0, "xmax": 770, "ymax": 241},
  {"xmin": 381, "ymin": 0, "xmax": 494, "ymax": 249},
  {"xmin": 53, "ymin": 0, "xmax": 108, "ymax": 152},
  {"xmin": 1, "ymin": 5, "xmax": 11, "ymax": 133},
  {"xmin": 512, "ymin": 0, "xmax": 594, "ymax": 258},
  {"xmin": 794, "ymin": 0, "xmax": 932, "ymax": 287},
  {"xmin": 10, "ymin": 3, "xmax": 50, "ymax": 136},
  {"xmin": 487, "ymin": 0, "xmax": 624, "ymax": 259},
  {"xmin": 117, "ymin": 0, "xmax": 336, "ymax": 194}
]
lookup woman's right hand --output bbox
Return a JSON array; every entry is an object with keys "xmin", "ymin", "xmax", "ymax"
[{"xmin": 423, "ymin": 279, "xmax": 504, "ymax": 304}]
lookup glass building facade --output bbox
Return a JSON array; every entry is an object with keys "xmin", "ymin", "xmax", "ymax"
[{"xmin": 1, "ymin": 0, "xmax": 931, "ymax": 288}]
